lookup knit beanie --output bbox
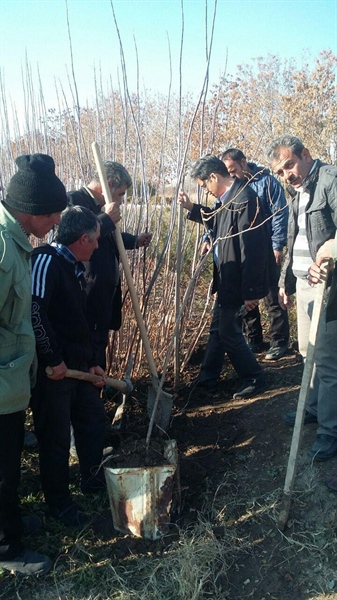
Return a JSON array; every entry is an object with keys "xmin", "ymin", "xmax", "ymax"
[{"xmin": 5, "ymin": 154, "xmax": 67, "ymax": 215}]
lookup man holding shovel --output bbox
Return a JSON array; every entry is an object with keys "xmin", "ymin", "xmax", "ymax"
[
  {"xmin": 268, "ymin": 135, "xmax": 337, "ymax": 461},
  {"xmin": 30, "ymin": 206, "xmax": 107, "ymax": 527},
  {"xmin": 67, "ymin": 162, "xmax": 151, "ymax": 370}
]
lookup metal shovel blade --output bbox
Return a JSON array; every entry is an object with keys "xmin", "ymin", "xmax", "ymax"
[{"xmin": 147, "ymin": 384, "xmax": 174, "ymax": 432}]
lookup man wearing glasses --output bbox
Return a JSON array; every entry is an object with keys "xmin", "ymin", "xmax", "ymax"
[{"xmin": 179, "ymin": 154, "xmax": 271, "ymax": 399}]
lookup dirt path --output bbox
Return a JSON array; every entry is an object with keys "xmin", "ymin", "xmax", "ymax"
[{"xmin": 168, "ymin": 348, "xmax": 337, "ymax": 599}]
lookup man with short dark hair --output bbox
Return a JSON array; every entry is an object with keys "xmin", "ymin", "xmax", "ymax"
[
  {"xmin": 67, "ymin": 161, "xmax": 152, "ymax": 369},
  {"xmin": 0, "ymin": 153, "xmax": 67, "ymax": 576},
  {"xmin": 30, "ymin": 206, "xmax": 107, "ymax": 527},
  {"xmin": 179, "ymin": 154, "xmax": 270, "ymax": 399},
  {"xmin": 221, "ymin": 148, "xmax": 289, "ymax": 359},
  {"xmin": 268, "ymin": 134, "xmax": 337, "ymax": 461}
]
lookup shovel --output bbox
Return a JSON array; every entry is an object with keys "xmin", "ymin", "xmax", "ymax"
[
  {"xmin": 45, "ymin": 366, "xmax": 133, "ymax": 395},
  {"xmin": 91, "ymin": 142, "xmax": 173, "ymax": 432},
  {"xmin": 278, "ymin": 259, "xmax": 331, "ymax": 531}
]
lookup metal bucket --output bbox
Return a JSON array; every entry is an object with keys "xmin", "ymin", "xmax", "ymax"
[{"xmin": 104, "ymin": 439, "xmax": 178, "ymax": 540}]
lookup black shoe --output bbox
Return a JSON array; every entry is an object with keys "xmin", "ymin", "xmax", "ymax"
[
  {"xmin": 49, "ymin": 500, "xmax": 88, "ymax": 527},
  {"xmin": 283, "ymin": 410, "xmax": 317, "ymax": 426},
  {"xmin": 247, "ymin": 341, "xmax": 264, "ymax": 353},
  {"xmin": 233, "ymin": 378, "xmax": 267, "ymax": 400},
  {"xmin": 265, "ymin": 345, "xmax": 288, "ymax": 360},
  {"xmin": 308, "ymin": 434, "xmax": 337, "ymax": 461},
  {"xmin": 0, "ymin": 548, "xmax": 52, "ymax": 576}
]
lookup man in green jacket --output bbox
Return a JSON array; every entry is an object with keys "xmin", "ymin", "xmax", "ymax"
[{"xmin": 0, "ymin": 154, "xmax": 67, "ymax": 576}]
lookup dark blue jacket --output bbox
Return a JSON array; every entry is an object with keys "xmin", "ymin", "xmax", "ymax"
[{"xmin": 245, "ymin": 163, "xmax": 288, "ymax": 251}]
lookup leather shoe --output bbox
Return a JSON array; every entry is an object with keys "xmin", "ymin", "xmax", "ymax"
[
  {"xmin": 283, "ymin": 410, "xmax": 317, "ymax": 426},
  {"xmin": 233, "ymin": 378, "xmax": 267, "ymax": 400},
  {"xmin": 308, "ymin": 434, "xmax": 337, "ymax": 461}
]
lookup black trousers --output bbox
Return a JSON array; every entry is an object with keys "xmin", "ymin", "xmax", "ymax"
[
  {"xmin": 31, "ymin": 369, "xmax": 106, "ymax": 508},
  {"xmin": 199, "ymin": 300, "xmax": 264, "ymax": 384},
  {"xmin": 242, "ymin": 259, "xmax": 289, "ymax": 347},
  {"xmin": 0, "ymin": 411, "xmax": 25, "ymax": 557}
]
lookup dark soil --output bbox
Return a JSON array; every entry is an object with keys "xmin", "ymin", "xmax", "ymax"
[
  {"xmin": 104, "ymin": 438, "xmax": 171, "ymax": 468},
  {"xmin": 2, "ymin": 342, "xmax": 336, "ymax": 600},
  {"xmin": 103, "ymin": 341, "xmax": 337, "ymax": 599}
]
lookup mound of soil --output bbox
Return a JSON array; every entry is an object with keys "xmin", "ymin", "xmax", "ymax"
[{"xmin": 104, "ymin": 438, "xmax": 171, "ymax": 468}]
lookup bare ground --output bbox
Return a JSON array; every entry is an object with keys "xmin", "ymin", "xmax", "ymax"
[{"xmin": 1, "ymin": 343, "xmax": 337, "ymax": 599}]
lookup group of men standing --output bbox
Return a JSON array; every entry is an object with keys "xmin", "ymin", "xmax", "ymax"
[
  {"xmin": 179, "ymin": 137, "xmax": 337, "ymax": 472},
  {"xmin": 0, "ymin": 134, "xmax": 336, "ymax": 576},
  {"xmin": 0, "ymin": 154, "xmax": 151, "ymax": 575}
]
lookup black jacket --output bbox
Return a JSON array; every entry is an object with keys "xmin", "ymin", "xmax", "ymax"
[
  {"xmin": 188, "ymin": 178, "xmax": 271, "ymax": 307},
  {"xmin": 31, "ymin": 245, "xmax": 95, "ymax": 369},
  {"xmin": 67, "ymin": 188, "xmax": 138, "ymax": 333}
]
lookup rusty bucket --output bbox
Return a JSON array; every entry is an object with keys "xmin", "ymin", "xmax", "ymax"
[{"xmin": 104, "ymin": 439, "xmax": 178, "ymax": 540}]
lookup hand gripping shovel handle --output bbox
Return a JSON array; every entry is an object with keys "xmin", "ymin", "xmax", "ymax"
[
  {"xmin": 91, "ymin": 142, "xmax": 158, "ymax": 383},
  {"xmin": 45, "ymin": 367, "xmax": 132, "ymax": 394}
]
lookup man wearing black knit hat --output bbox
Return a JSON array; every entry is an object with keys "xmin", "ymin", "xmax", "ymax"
[{"xmin": 0, "ymin": 154, "xmax": 67, "ymax": 576}]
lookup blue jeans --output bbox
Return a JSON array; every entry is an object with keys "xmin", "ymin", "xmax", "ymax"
[{"xmin": 199, "ymin": 299, "xmax": 264, "ymax": 384}]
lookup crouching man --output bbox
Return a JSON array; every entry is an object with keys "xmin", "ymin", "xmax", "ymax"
[{"xmin": 30, "ymin": 206, "xmax": 106, "ymax": 527}]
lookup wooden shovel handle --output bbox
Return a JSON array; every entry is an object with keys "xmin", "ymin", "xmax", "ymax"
[
  {"xmin": 278, "ymin": 258, "xmax": 331, "ymax": 530},
  {"xmin": 91, "ymin": 142, "xmax": 158, "ymax": 381},
  {"xmin": 45, "ymin": 367, "xmax": 128, "ymax": 393}
]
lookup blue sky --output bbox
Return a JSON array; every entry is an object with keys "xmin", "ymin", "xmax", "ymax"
[{"xmin": 0, "ymin": 0, "xmax": 336, "ymax": 119}]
